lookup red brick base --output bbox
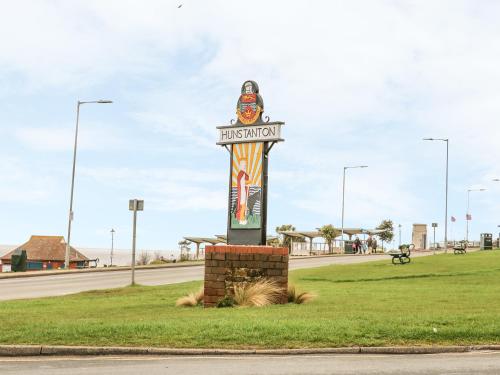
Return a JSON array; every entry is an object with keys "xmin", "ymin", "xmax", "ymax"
[{"xmin": 204, "ymin": 245, "xmax": 289, "ymax": 307}]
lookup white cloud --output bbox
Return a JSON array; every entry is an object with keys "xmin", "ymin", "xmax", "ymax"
[
  {"xmin": 80, "ymin": 166, "xmax": 227, "ymax": 211},
  {"xmin": 14, "ymin": 124, "xmax": 128, "ymax": 152},
  {"xmin": 0, "ymin": 157, "xmax": 55, "ymax": 203}
]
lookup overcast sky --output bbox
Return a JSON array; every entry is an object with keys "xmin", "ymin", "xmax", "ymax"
[{"xmin": 0, "ymin": 0, "xmax": 499, "ymax": 251}]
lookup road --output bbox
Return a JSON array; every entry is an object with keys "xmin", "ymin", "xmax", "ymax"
[
  {"xmin": 1, "ymin": 352, "xmax": 499, "ymax": 374},
  {"xmin": 0, "ymin": 253, "xmax": 430, "ymax": 301}
]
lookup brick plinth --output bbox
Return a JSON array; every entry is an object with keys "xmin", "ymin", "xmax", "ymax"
[{"xmin": 204, "ymin": 246, "xmax": 289, "ymax": 307}]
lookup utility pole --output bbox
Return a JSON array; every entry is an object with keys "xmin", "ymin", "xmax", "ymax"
[
  {"xmin": 341, "ymin": 165, "xmax": 368, "ymax": 252},
  {"xmin": 110, "ymin": 228, "xmax": 115, "ymax": 267},
  {"xmin": 398, "ymin": 224, "xmax": 402, "ymax": 248},
  {"xmin": 65, "ymin": 99, "xmax": 113, "ymax": 269},
  {"xmin": 423, "ymin": 138, "xmax": 449, "ymax": 252}
]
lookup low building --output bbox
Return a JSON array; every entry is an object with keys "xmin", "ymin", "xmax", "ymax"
[
  {"xmin": 412, "ymin": 224, "xmax": 428, "ymax": 249},
  {"xmin": 0, "ymin": 235, "xmax": 90, "ymax": 271}
]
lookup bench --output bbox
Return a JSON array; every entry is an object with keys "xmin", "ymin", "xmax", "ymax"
[
  {"xmin": 388, "ymin": 244, "xmax": 414, "ymax": 265},
  {"xmin": 453, "ymin": 242, "xmax": 467, "ymax": 255}
]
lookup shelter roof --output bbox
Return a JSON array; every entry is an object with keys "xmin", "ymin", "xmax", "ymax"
[
  {"xmin": 279, "ymin": 228, "xmax": 383, "ymax": 239},
  {"xmin": 0, "ymin": 235, "xmax": 88, "ymax": 262},
  {"xmin": 183, "ymin": 237, "xmax": 225, "ymax": 245}
]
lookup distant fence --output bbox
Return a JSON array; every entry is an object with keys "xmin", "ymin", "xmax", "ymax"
[{"xmin": 291, "ymin": 241, "xmax": 343, "ymax": 256}]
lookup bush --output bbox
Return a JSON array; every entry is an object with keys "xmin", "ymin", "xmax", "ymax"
[
  {"xmin": 216, "ymin": 295, "xmax": 235, "ymax": 308},
  {"xmin": 136, "ymin": 251, "xmax": 152, "ymax": 266},
  {"xmin": 287, "ymin": 284, "xmax": 316, "ymax": 304},
  {"xmin": 175, "ymin": 288, "xmax": 203, "ymax": 307},
  {"xmin": 233, "ymin": 280, "xmax": 282, "ymax": 307}
]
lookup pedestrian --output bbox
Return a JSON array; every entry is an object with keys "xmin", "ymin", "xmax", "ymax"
[
  {"xmin": 367, "ymin": 236, "xmax": 373, "ymax": 254},
  {"xmin": 371, "ymin": 237, "xmax": 378, "ymax": 253},
  {"xmin": 362, "ymin": 240, "xmax": 368, "ymax": 255},
  {"xmin": 354, "ymin": 236, "xmax": 362, "ymax": 255}
]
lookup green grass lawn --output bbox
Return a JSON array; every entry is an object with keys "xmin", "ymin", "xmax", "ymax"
[{"xmin": 1, "ymin": 251, "xmax": 499, "ymax": 349}]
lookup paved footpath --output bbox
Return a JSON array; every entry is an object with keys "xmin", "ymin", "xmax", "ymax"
[
  {"xmin": 0, "ymin": 253, "xmax": 433, "ymax": 301},
  {"xmin": 1, "ymin": 352, "xmax": 499, "ymax": 374}
]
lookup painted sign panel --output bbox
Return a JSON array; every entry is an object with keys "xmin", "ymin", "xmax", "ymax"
[
  {"xmin": 230, "ymin": 142, "xmax": 263, "ymax": 229},
  {"xmin": 217, "ymin": 122, "xmax": 284, "ymax": 145}
]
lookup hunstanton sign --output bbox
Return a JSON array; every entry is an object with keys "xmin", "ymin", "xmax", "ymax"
[
  {"xmin": 216, "ymin": 80, "xmax": 284, "ymax": 245},
  {"xmin": 203, "ymin": 80, "xmax": 288, "ymax": 308},
  {"xmin": 217, "ymin": 122, "xmax": 284, "ymax": 145}
]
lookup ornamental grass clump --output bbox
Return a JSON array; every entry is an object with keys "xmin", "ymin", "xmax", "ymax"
[
  {"xmin": 287, "ymin": 284, "xmax": 316, "ymax": 304},
  {"xmin": 232, "ymin": 279, "xmax": 282, "ymax": 307},
  {"xmin": 175, "ymin": 288, "xmax": 204, "ymax": 307}
]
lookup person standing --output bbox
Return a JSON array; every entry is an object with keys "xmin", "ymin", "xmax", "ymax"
[
  {"xmin": 367, "ymin": 236, "xmax": 373, "ymax": 254},
  {"xmin": 354, "ymin": 236, "xmax": 362, "ymax": 255},
  {"xmin": 362, "ymin": 240, "xmax": 368, "ymax": 255},
  {"xmin": 371, "ymin": 237, "xmax": 378, "ymax": 253}
]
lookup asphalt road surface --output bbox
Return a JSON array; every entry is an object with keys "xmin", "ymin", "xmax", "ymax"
[
  {"xmin": 1, "ymin": 352, "xmax": 499, "ymax": 374},
  {"xmin": 0, "ymin": 253, "xmax": 431, "ymax": 301}
]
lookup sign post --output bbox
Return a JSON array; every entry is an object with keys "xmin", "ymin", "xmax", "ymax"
[
  {"xmin": 129, "ymin": 199, "xmax": 144, "ymax": 285},
  {"xmin": 217, "ymin": 81, "xmax": 284, "ymax": 245},
  {"xmin": 432, "ymin": 222, "xmax": 438, "ymax": 254}
]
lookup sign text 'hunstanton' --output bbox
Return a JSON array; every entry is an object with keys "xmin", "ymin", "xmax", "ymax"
[{"xmin": 217, "ymin": 122, "xmax": 284, "ymax": 145}]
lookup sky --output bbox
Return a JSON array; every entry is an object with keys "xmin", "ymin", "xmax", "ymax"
[{"xmin": 0, "ymin": 0, "xmax": 499, "ymax": 252}]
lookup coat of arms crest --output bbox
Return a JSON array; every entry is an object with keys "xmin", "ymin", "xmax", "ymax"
[{"xmin": 236, "ymin": 80, "xmax": 264, "ymax": 125}]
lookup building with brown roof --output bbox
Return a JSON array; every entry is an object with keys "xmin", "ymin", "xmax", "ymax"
[{"xmin": 0, "ymin": 235, "xmax": 90, "ymax": 271}]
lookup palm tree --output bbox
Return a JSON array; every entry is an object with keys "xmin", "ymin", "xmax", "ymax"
[{"xmin": 318, "ymin": 224, "xmax": 340, "ymax": 254}]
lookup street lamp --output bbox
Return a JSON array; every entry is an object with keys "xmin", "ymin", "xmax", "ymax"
[
  {"xmin": 423, "ymin": 138, "xmax": 449, "ymax": 252},
  {"xmin": 341, "ymin": 165, "xmax": 368, "ymax": 246},
  {"xmin": 110, "ymin": 229, "xmax": 115, "ymax": 267},
  {"xmin": 466, "ymin": 188, "xmax": 486, "ymax": 243},
  {"xmin": 65, "ymin": 100, "xmax": 113, "ymax": 269}
]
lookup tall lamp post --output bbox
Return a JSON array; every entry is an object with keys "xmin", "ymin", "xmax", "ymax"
[
  {"xmin": 65, "ymin": 100, "xmax": 113, "ymax": 269},
  {"xmin": 466, "ymin": 188, "xmax": 486, "ymax": 244},
  {"xmin": 398, "ymin": 224, "xmax": 402, "ymax": 248},
  {"xmin": 423, "ymin": 138, "xmax": 449, "ymax": 252},
  {"xmin": 110, "ymin": 229, "xmax": 115, "ymax": 267},
  {"xmin": 341, "ymin": 165, "xmax": 368, "ymax": 245}
]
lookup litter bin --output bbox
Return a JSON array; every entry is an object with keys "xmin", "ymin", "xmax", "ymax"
[
  {"xmin": 344, "ymin": 241, "xmax": 354, "ymax": 254},
  {"xmin": 11, "ymin": 249, "xmax": 27, "ymax": 272},
  {"xmin": 480, "ymin": 233, "xmax": 493, "ymax": 250}
]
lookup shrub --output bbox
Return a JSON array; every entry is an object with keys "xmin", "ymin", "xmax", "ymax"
[
  {"xmin": 136, "ymin": 251, "xmax": 152, "ymax": 266},
  {"xmin": 288, "ymin": 284, "xmax": 316, "ymax": 304},
  {"xmin": 233, "ymin": 280, "xmax": 282, "ymax": 307},
  {"xmin": 175, "ymin": 288, "xmax": 203, "ymax": 307},
  {"xmin": 216, "ymin": 295, "xmax": 235, "ymax": 308}
]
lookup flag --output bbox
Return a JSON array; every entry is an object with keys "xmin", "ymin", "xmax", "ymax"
[
  {"xmin": 451, "ymin": 216, "xmax": 456, "ymax": 222},
  {"xmin": 466, "ymin": 214, "xmax": 472, "ymax": 221}
]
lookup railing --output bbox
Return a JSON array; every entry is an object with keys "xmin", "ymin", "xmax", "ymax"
[{"xmin": 291, "ymin": 241, "xmax": 342, "ymax": 256}]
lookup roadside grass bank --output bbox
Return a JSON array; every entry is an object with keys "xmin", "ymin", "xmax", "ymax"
[{"xmin": 0, "ymin": 251, "xmax": 499, "ymax": 349}]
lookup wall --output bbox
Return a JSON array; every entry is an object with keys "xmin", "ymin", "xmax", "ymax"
[
  {"xmin": 412, "ymin": 224, "xmax": 428, "ymax": 249},
  {"xmin": 204, "ymin": 245, "xmax": 289, "ymax": 307}
]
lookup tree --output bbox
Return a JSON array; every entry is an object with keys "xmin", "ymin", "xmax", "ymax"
[
  {"xmin": 275, "ymin": 224, "xmax": 296, "ymax": 250},
  {"xmin": 178, "ymin": 240, "xmax": 191, "ymax": 262},
  {"xmin": 318, "ymin": 224, "xmax": 340, "ymax": 254},
  {"xmin": 376, "ymin": 220, "xmax": 394, "ymax": 251},
  {"xmin": 136, "ymin": 251, "xmax": 151, "ymax": 266}
]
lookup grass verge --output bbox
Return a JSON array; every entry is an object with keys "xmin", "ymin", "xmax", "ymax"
[{"xmin": 0, "ymin": 251, "xmax": 499, "ymax": 349}]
